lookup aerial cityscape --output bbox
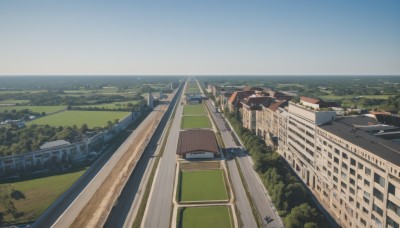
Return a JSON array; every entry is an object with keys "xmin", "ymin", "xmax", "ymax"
[{"xmin": 0, "ymin": 0, "xmax": 399, "ymax": 228}]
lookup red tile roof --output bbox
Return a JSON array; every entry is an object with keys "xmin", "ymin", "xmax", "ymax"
[
  {"xmin": 268, "ymin": 100, "xmax": 288, "ymax": 111},
  {"xmin": 300, "ymin": 96, "xmax": 321, "ymax": 104},
  {"xmin": 176, "ymin": 130, "xmax": 219, "ymax": 155}
]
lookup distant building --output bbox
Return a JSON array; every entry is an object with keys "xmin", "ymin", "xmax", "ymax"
[
  {"xmin": 40, "ymin": 140, "xmax": 71, "ymax": 150},
  {"xmin": 176, "ymin": 130, "xmax": 219, "ymax": 159},
  {"xmin": 148, "ymin": 92, "xmax": 154, "ymax": 109}
]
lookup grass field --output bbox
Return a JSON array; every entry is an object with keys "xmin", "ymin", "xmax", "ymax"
[
  {"xmin": 0, "ymin": 105, "xmax": 65, "ymax": 114},
  {"xmin": 185, "ymin": 87, "xmax": 201, "ymax": 94},
  {"xmin": 27, "ymin": 110, "xmax": 130, "ymax": 128},
  {"xmin": 180, "ymin": 169, "xmax": 228, "ymax": 202},
  {"xmin": 74, "ymin": 101, "xmax": 140, "ymax": 109},
  {"xmin": 0, "ymin": 168, "xmax": 87, "ymax": 225},
  {"xmin": 183, "ymin": 104, "xmax": 205, "ymax": 115},
  {"xmin": 181, "ymin": 116, "xmax": 210, "ymax": 129},
  {"xmin": 179, "ymin": 206, "xmax": 232, "ymax": 228}
]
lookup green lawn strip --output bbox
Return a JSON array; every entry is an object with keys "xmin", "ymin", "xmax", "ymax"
[
  {"xmin": 180, "ymin": 170, "xmax": 228, "ymax": 202},
  {"xmin": 183, "ymin": 104, "xmax": 205, "ymax": 115},
  {"xmin": 181, "ymin": 116, "xmax": 210, "ymax": 129},
  {"xmin": 0, "ymin": 168, "xmax": 87, "ymax": 225},
  {"xmin": 0, "ymin": 105, "xmax": 66, "ymax": 114},
  {"xmin": 27, "ymin": 110, "xmax": 131, "ymax": 128},
  {"xmin": 320, "ymin": 94, "xmax": 389, "ymax": 100},
  {"xmin": 74, "ymin": 101, "xmax": 139, "ymax": 109},
  {"xmin": 180, "ymin": 206, "xmax": 232, "ymax": 228}
]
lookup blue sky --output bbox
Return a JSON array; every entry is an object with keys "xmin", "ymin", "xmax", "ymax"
[{"xmin": 0, "ymin": 0, "xmax": 399, "ymax": 75}]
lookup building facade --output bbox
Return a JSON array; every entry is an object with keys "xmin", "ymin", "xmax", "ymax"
[{"xmin": 255, "ymin": 97, "xmax": 400, "ymax": 228}]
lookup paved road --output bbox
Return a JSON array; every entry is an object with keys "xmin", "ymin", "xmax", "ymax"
[
  {"xmin": 141, "ymin": 86, "xmax": 184, "ymax": 228},
  {"xmin": 104, "ymin": 88, "xmax": 182, "ymax": 227},
  {"xmin": 205, "ymin": 100, "xmax": 284, "ymax": 228}
]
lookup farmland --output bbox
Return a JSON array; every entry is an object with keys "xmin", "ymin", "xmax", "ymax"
[
  {"xmin": 179, "ymin": 169, "xmax": 228, "ymax": 202},
  {"xmin": 0, "ymin": 168, "xmax": 87, "ymax": 225},
  {"xmin": 181, "ymin": 116, "xmax": 210, "ymax": 129},
  {"xmin": 178, "ymin": 206, "xmax": 232, "ymax": 228},
  {"xmin": 27, "ymin": 110, "xmax": 130, "ymax": 128},
  {"xmin": 74, "ymin": 101, "xmax": 140, "ymax": 110}
]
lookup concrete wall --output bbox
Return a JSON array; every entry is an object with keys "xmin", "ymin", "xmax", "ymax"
[{"xmin": 185, "ymin": 151, "xmax": 214, "ymax": 159}]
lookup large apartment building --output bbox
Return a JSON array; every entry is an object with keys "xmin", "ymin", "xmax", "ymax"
[{"xmin": 254, "ymin": 96, "xmax": 400, "ymax": 228}]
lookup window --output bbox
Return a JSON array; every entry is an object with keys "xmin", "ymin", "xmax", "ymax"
[
  {"xmin": 373, "ymin": 188, "xmax": 383, "ymax": 201},
  {"xmin": 350, "ymin": 187, "xmax": 355, "ymax": 195},
  {"xmin": 333, "ymin": 176, "xmax": 338, "ymax": 183},
  {"xmin": 358, "ymin": 174, "xmax": 362, "ymax": 180},
  {"xmin": 328, "ymin": 152, "xmax": 332, "ymax": 159},
  {"xmin": 358, "ymin": 163, "xmax": 364, "ymax": 169},
  {"xmin": 374, "ymin": 173, "xmax": 385, "ymax": 187},
  {"xmin": 371, "ymin": 214, "xmax": 382, "ymax": 227},
  {"xmin": 341, "ymin": 181, "xmax": 347, "ymax": 189},
  {"xmin": 334, "ymin": 157, "xmax": 339, "ymax": 164},
  {"xmin": 364, "ymin": 179, "xmax": 370, "ymax": 187},
  {"xmin": 350, "ymin": 168, "xmax": 355, "ymax": 176},
  {"xmin": 350, "ymin": 158, "xmax": 356, "ymax": 166},
  {"xmin": 387, "ymin": 215, "xmax": 399, "ymax": 228},
  {"xmin": 365, "ymin": 167, "xmax": 371, "ymax": 176},
  {"xmin": 372, "ymin": 203, "xmax": 383, "ymax": 216},
  {"xmin": 350, "ymin": 178, "xmax": 355, "ymax": 186},
  {"xmin": 334, "ymin": 167, "xmax": 339, "ymax": 174},
  {"xmin": 342, "ymin": 152, "xmax": 348, "ymax": 159},
  {"xmin": 363, "ymin": 207, "xmax": 369, "ymax": 214},
  {"xmin": 342, "ymin": 162, "xmax": 348, "ymax": 170},
  {"xmin": 341, "ymin": 172, "xmax": 347, "ymax": 179},
  {"xmin": 334, "ymin": 148, "xmax": 339, "ymax": 154},
  {"xmin": 388, "ymin": 200, "xmax": 400, "ymax": 216},
  {"xmin": 360, "ymin": 218, "xmax": 366, "ymax": 226}
]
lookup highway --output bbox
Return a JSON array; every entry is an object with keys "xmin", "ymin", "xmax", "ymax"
[
  {"xmin": 104, "ymin": 83, "xmax": 183, "ymax": 227},
  {"xmin": 141, "ymin": 87, "xmax": 184, "ymax": 228},
  {"xmin": 205, "ymin": 99, "xmax": 284, "ymax": 228}
]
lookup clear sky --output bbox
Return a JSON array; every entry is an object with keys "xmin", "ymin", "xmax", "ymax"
[{"xmin": 0, "ymin": 0, "xmax": 399, "ymax": 75}]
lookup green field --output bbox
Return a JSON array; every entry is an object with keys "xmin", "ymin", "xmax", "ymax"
[
  {"xmin": 74, "ymin": 101, "xmax": 140, "ymax": 109},
  {"xmin": 180, "ymin": 169, "xmax": 228, "ymax": 202},
  {"xmin": 0, "ymin": 168, "xmax": 87, "ymax": 225},
  {"xmin": 185, "ymin": 87, "xmax": 201, "ymax": 94},
  {"xmin": 27, "ymin": 110, "xmax": 130, "ymax": 128},
  {"xmin": 179, "ymin": 206, "xmax": 232, "ymax": 228},
  {"xmin": 183, "ymin": 104, "xmax": 205, "ymax": 115},
  {"xmin": 181, "ymin": 116, "xmax": 210, "ymax": 129},
  {"xmin": 0, "ymin": 105, "xmax": 65, "ymax": 114}
]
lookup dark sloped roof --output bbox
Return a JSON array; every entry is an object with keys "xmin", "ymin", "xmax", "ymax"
[
  {"xmin": 268, "ymin": 100, "xmax": 288, "ymax": 112},
  {"xmin": 176, "ymin": 130, "xmax": 219, "ymax": 155}
]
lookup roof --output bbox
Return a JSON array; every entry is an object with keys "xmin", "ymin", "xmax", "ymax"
[
  {"xmin": 228, "ymin": 90, "xmax": 255, "ymax": 105},
  {"xmin": 300, "ymin": 96, "xmax": 321, "ymax": 104},
  {"xmin": 268, "ymin": 100, "xmax": 288, "ymax": 112},
  {"xmin": 242, "ymin": 96, "xmax": 274, "ymax": 110},
  {"xmin": 40, "ymin": 140, "xmax": 70, "ymax": 150},
  {"xmin": 336, "ymin": 116, "xmax": 379, "ymax": 126},
  {"xmin": 176, "ymin": 130, "xmax": 219, "ymax": 155},
  {"xmin": 319, "ymin": 119, "xmax": 400, "ymax": 166}
]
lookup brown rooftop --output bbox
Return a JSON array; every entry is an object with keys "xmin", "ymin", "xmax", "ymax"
[
  {"xmin": 300, "ymin": 96, "xmax": 321, "ymax": 104},
  {"xmin": 176, "ymin": 130, "xmax": 219, "ymax": 155}
]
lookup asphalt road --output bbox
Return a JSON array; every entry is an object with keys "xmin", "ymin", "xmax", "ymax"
[
  {"xmin": 142, "ymin": 89, "xmax": 184, "ymax": 228},
  {"xmin": 205, "ymin": 100, "xmax": 284, "ymax": 228}
]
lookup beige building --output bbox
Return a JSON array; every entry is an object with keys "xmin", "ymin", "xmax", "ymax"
[
  {"xmin": 260, "ymin": 99, "xmax": 400, "ymax": 227},
  {"xmin": 241, "ymin": 96, "xmax": 274, "ymax": 132}
]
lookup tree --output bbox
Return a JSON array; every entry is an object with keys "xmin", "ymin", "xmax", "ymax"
[
  {"xmin": 81, "ymin": 124, "xmax": 89, "ymax": 133},
  {"xmin": 284, "ymin": 203, "xmax": 320, "ymax": 228}
]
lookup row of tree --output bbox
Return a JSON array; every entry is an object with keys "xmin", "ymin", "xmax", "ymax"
[{"xmin": 225, "ymin": 112, "xmax": 325, "ymax": 228}]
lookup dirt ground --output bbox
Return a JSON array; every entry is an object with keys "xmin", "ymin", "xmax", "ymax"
[
  {"xmin": 180, "ymin": 161, "xmax": 221, "ymax": 171},
  {"xmin": 70, "ymin": 105, "xmax": 167, "ymax": 227}
]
